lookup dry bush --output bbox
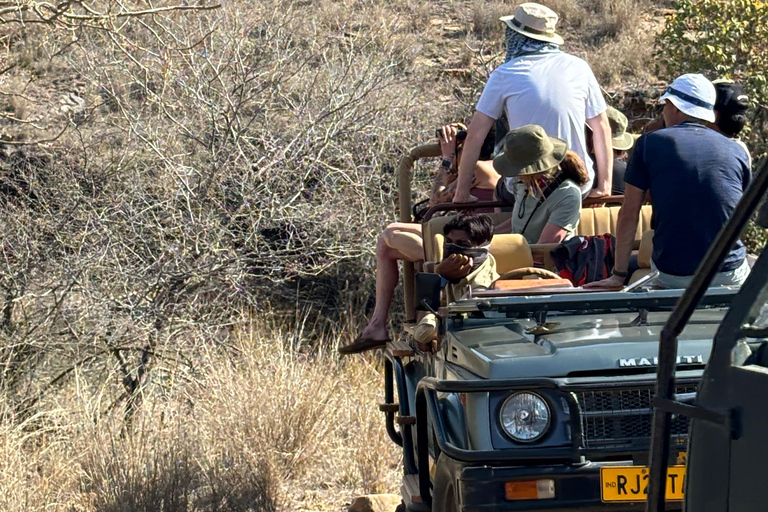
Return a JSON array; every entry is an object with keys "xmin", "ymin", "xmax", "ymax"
[
  {"xmin": 592, "ymin": 0, "xmax": 643, "ymax": 37},
  {"xmin": 0, "ymin": 0, "xmax": 450, "ymax": 421},
  {"xmin": 586, "ymin": 22, "xmax": 660, "ymax": 88},
  {"xmin": 471, "ymin": 0, "xmax": 511, "ymax": 39},
  {"xmin": 0, "ymin": 314, "xmax": 399, "ymax": 511}
]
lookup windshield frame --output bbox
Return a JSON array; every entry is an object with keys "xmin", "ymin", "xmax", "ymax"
[{"xmin": 447, "ymin": 287, "xmax": 740, "ymax": 316}]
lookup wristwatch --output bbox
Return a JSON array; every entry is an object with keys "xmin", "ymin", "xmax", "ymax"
[{"xmin": 441, "ymin": 159, "xmax": 453, "ymax": 168}]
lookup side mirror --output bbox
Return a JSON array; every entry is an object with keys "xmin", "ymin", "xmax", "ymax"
[{"xmin": 415, "ymin": 272, "xmax": 442, "ymax": 312}]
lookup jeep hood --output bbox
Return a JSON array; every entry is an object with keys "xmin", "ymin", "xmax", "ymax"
[{"xmin": 447, "ymin": 309, "xmax": 726, "ymax": 379}]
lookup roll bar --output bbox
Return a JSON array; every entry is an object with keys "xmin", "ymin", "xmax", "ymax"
[{"xmin": 398, "ymin": 143, "xmax": 440, "ymax": 321}]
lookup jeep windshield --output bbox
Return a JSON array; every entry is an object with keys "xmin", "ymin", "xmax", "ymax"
[{"xmin": 446, "ymin": 286, "xmax": 739, "ymax": 317}]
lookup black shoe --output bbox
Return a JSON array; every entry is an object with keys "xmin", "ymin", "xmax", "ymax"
[{"xmin": 338, "ymin": 337, "xmax": 390, "ymax": 355}]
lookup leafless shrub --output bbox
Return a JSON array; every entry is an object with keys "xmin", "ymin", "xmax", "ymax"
[
  {"xmin": 471, "ymin": 0, "xmax": 510, "ymax": 39},
  {"xmin": 586, "ymin": 23, "xmax": 659, "ymax": 88},
  {"xmin": 0, "ymin": 0, "xmax": 444, "ymax": 419}
]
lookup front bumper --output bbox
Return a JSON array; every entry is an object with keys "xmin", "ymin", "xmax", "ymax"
[{"xmin": 454, "ymin": 461, "xmax": 683, "ymax": 512}]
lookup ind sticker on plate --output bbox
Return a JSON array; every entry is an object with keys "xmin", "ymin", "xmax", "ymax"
[{"xmin": 600, "ymin": 466, "xmax": 685, "ymax": 502}]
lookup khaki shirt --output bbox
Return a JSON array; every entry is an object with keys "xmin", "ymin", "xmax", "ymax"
[
  {"xmin": 414, "ymin": 256, "xmax": 499, "ymax": 344},
  {"xmin": 444, "ymin": 254, "xmax": 499, "ymax": 303}
]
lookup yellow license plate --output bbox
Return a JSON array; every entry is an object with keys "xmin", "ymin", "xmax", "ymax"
[{"xmin": 600, "ymin": 466, "xmax": 685, "ymax": 502}]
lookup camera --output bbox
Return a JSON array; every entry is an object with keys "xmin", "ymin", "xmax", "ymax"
[{"xmin": 435, "ymin": 128, "xmax": 468, "ymax": 142}]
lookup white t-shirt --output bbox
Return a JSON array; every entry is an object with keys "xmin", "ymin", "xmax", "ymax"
[{"xmin": 476, "ymin": 52, "xmax": 607, "ymax": 195}]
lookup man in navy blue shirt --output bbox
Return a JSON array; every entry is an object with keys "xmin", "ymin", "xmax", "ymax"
[{"xmin": 587, "ymin": 74, "xmax": 751, "ymax": 289}]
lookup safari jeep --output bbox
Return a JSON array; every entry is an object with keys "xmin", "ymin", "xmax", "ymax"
[{"xmin": 380, "ymin": 143, "xmax": 742, "ymax": 512}]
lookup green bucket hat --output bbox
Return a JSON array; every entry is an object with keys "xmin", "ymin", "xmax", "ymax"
[
  {"xmin": 606, "ymin": 106, "xmax": 635, "ymax": 151},
  {"xmin": 493, "ymin": 124, "xmax": 567, "ymax": 178}
]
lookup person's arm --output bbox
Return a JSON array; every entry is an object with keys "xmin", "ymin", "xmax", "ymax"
[
  {"xmin": 537, "ymin": 186, "xmax": 581, "ymax": 244},
  {"xmin": 429, "ymin": 124, "xmax": 462, "ymax": 205},
  {"xmin": 537, "ymin": 223, "xmax": 569, "ymax": 244},
  {"xmin": 583, "ymin": 183, "xmax": 645, "ymax": 289},
  {"xmin": 453, "ymin": 112, "xmax": 495, "ymax": 203},
  {"xmin": 436, "ymin": 253, "xmax": 472, "ymax": 280},
  {"xmin": 586, "ymin": 111, "xmax": 613, "ymax": 198},
  {"xmin": 494, "ymin": 217, "xmax": 512, "ymax": 234}
]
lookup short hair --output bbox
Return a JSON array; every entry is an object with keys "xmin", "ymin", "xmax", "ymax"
[
  {"xmin": 717, "ymin": 110, "xmax": 748, "ymax": 138},
  {"xmin": 443, "ymin": 213, "xmax": 494, "ymax": 246}
]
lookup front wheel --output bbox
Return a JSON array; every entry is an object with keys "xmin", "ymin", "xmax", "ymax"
[{"xmin": 430, "ymin": 453, "xmax": 459, "ymax": 512}]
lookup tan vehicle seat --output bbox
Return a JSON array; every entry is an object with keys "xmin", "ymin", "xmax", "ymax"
[
  {"xmin": 422, "ymin": 204, "xmax": 653, "ymax": 273},
  {"xmin": 577, "ymin": 204, "xmax": 653, "ymax": 240},
  {"xmin": 422, "ymin": 213, "xmax": 533, "ymax": 275}
]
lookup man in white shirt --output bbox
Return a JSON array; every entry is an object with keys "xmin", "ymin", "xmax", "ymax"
[{"xmin": 454, "ymin": 2, "xmax": 613, "ymax": 200}]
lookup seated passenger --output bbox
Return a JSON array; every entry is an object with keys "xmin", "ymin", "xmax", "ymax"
[
  {"xmin": 586, "ymin": 73, "xmax": 750, "ymax": 290},
  {"xmin": 587, "ymin": 106, "xmax": 636, "ymax": 195},
  {"xmin": 430, "ymin": 123, "xmax": 501, "ymax": 206},
  {"xmin": 413, "ymin": 213, "xmax": 498, "ymax": 344},
  {"xmin": 493, "ymin": 124, "xmax": 588, "ymax": 244},
  {"xmin": 338, "ymin": 126, "xmax": 499, "ymax": 355}
]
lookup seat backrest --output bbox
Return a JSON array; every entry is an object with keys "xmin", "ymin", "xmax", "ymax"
[
  {"xmin": 422, "ymin": 212, "xmax": 510, "ymax": 263},
  {"xmin": 423, "ymin": 213, "xmax": 532, "ymax": 275},
  {"xmin": 489, "ymin": 234, "xmax": 534, "ymax": 274},
  {"xmin": 576, "ymin": 204, "xmax": 653, "ymax": 241}
]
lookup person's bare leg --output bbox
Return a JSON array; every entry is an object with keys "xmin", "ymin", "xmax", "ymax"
[
  {"xmin": 384, "ymin": 223, "xmax": 423, "ymax": 262},
  {"xmin": 359, "ymin": 223, "xmax": 424, "ymax": 340}
]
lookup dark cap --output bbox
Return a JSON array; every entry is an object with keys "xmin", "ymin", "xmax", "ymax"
[{"xmin": 713, "ymin": 80, "xmax": 749, "ymax": 114}]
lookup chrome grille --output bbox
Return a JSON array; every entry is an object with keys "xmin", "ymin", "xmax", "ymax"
[{"xmin": 575, "ymin": 384, "xmax": 697, "ymax": 449}]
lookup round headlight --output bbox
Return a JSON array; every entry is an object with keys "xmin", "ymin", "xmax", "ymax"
[{"xmin": 500, "ymin": 392, "xmax": 551, "ymax": 442}]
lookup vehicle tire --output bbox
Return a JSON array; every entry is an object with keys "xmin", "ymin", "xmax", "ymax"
[{"xmin": 430, "ymin": 453, "xmax": 460, "ymax": 512}]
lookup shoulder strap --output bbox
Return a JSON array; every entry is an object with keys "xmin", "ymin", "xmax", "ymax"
[{"xmin": 519, "ymin": 173, "xmax": 566, "ymax": 238}]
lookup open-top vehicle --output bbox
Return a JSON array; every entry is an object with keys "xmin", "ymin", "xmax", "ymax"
[{"xmin": 381, "ymin": 143, "xmax": 767, "ymax": 512}]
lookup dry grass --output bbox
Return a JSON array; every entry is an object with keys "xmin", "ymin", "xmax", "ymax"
[
  {"xmin": 0, "ymin": 314, "xmax": 399, "ymax": 512},
  {"xmin": 468, "ymin": 0, "xmax": 660, "ymax": 89}
]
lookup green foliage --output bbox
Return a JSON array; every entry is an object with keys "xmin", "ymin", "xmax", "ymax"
[
  {"xmin": 744, "ymin": 220, "xmax": 768, "ymax": 253},
  {"xmin": 656, "ymin": 0, "xmax": 768, "ymax": 97},
  {"xmin": 656, "ymin": 0, "xmax": 768, "ymax": 253},
  {"xmin": 656, "ymin": 0, "xmax": 768, "ymax": 151}
]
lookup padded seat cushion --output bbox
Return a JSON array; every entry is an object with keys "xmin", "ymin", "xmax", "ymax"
[
  {"xmin": 577, "ymin": 204, "xmax": 653, "ymax": 240},
  {"xmin": 490, "ymin": 234, "xmax": 534, "ymax": 274}
]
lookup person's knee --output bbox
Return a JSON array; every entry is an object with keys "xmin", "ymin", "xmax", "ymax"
[
  {"xmin": 376, "ymin": 234, "xmax": 390, "ymax": 255},
  {"xmin": 381, "ymin": 225, "xmax": 398, "ymax": 248}
]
